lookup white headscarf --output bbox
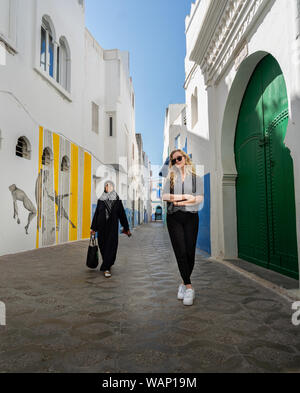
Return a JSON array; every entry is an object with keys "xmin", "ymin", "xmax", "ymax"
[{"xmin": 99, "ymin": 181, "xmax": 119, "ymax": 220}]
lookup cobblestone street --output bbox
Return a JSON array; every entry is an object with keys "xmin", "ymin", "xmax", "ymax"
[{"xmin": 0, "ymin": 222, "xmax": 300, "ymax": 373}]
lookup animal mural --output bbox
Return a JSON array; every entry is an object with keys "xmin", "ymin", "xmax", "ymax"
[{"xmin": 9, "ymin": 184, "xmax": 37, "ymax": 235}]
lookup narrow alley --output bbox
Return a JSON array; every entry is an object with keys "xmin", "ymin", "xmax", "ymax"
[{"xmin": 0, "ymin": 223, "xmax": 299, "ymax": 373}]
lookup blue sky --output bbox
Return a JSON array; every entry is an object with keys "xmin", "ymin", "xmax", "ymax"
[{"xmin": 85, "ymin": 0, "xmax": 194, "ymax": 169}]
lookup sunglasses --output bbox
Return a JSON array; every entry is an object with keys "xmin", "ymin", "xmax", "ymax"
[{"xmin": 171, "ymin": 156, "xmax": 183, "ymax": 166}]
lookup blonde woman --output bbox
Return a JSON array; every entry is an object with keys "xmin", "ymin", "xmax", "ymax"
[{"xmin": 162, "ymin": 150, "xmax": 204, "ymax": 306}]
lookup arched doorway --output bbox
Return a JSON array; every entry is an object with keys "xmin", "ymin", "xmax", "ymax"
[
  {"xmin": 235, "ymin": 54, "xmax": 298, "ymax": 279},
  {"xmin": 155, "ymin": 206, "xmax": 162, "ymax": 221}
]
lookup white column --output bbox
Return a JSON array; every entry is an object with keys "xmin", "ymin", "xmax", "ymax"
[{"xmin": 222, "ymin": 173, "xmax": 238, "ymax": 259}]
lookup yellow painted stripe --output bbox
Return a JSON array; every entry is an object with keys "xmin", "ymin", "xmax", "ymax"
[
  {"xmin": 53, "ymin": 133, "xmax": 60, "ymax": 244},
  {"xmin": 36, "ymin": 126, "xmax": 44, "ymax": 249},
  {"xmin": 69, "ymin": 144, "xmax": 78, "ymax": 241},
  {"xmin": 82, "ymin": 152, "xmax": 92, "ymax": 239}
]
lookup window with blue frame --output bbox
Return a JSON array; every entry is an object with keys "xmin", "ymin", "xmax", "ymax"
[
  {"xmin": 41, "ymin": 18, "xmax": 55, "ymax": 77},
  {"xmin": 40, "ymin": 27, "xmax": 46, "ymax": 71},
  {"xmin": 56, "ymin": 46, "xmax": 60, "ymax": 83},
  {"xmin": 48, "ymin": 34, "xmax": 54, "ymax": 78},
  {"xmin": 40, "ymin": 17, "xmax": 70, "ymax": 92}
]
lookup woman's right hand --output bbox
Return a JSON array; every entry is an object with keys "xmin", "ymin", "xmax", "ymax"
[{"xmin": 90, "ymin": 230, "xmax": 96, "ymax": 236}]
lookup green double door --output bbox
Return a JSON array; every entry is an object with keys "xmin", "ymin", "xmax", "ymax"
[{"xmin": 235, "ymin": 55, "xmax": 299, "ymax": 280}]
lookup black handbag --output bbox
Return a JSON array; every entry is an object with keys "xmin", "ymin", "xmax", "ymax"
[{"xmin": 86, "ymin": 235, "xmax": 99, "ymax": 269}]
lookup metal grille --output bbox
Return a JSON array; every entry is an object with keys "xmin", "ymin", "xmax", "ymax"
[{"xmin": 16, "ymin": 137, "xmax": 30, "ymax": 159}]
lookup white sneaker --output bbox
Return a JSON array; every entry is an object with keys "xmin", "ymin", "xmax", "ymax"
[
  {"xmin": 177, "ymin": 284, "xmax": 186, "ymax": 300},
  {"xmin": 104, "ymin": 270, "xmax": 111, "ymax": 278},
  {"xmin": 183, "ymin": 288, "xmax": 195, "ymax": 306}
]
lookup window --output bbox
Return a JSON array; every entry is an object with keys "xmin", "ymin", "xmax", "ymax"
[
  {"xmin": 191, "ymin": 87, "xmax": 198, "ymax": 128},
  {"xmin": 0, "ymin": 0, "xmax": 17, "ymax": 51},
  {"xmin": 57, "ymin": 37, "xmax": 71, "ymax": 91},
  {"xmin": 16, "ymin": 137, "xmax": 31, "ymax": 160},
  {"xmin": 49, "ymin": 34, "xmax": 54, "ymax": 78},
  {"xmin": 132, "ymin": 93, "xmax": 135, "ymax": 108},
  {"xmin": 107, "ymin": 112, "xmax": 115, "ymax": 137},
  {"xmin": 132, "ymin": 144, "xmax": 135, "ymax": 160},
  {"xmin": 61, "ymin": 156, "xmax": 70, "ymax": 172},
  {"xmin": 40, "ymin": 17, "xmax": 55, "ymax": 77},
  {"xmin": 56, "ymin": 45, "xmax": 60, "ymax": 83},
  {"xmin": 0, "ymin": 0, "xmax": 10, "ymax": 39},
  {"xmin": 92, "ymin": 102, "xmax": 99, "ymax": 134},
  {"xmin": 40, "ymin": 26, "xmax": 46, "ymax": 71},
  {"xmin": 42, "ymin": 147, "xmax": 52, "ymax": 166},
  {"xmin": 40, "ymin": 17, "xmax": 71, "ymax": 92},
  {"xmin": 109, "ymin": 116, "xmax": 113, "ymax": 136}
]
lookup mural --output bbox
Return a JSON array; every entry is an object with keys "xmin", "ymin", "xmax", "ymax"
[
  {"xmin": 9, "ymin": 184, "xmax": 37, "ymax": 235},
  {"xmin": 6, "ymin": 126, "xmax": 97, "ymax": 253},
  {"xmin": 35, "ymin": 128, "xmax": 92, "ymax": 248},
  {"xmin": 1, "ymin": 126, "xmax": 104, "ymax": 257},
  {"xmin": 8, "ymin": 127, "xmax": 92, "ymax": 250},
  {"xmin": 35, "ymin": 168, "xmax": 51, "ymax": 236},
  {"xmin": 45, "ymin": 189, "xmax": 76, "ymax": 232}
]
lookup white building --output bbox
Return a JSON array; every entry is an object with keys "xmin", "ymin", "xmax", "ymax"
[
  {"xmin": 0, "ymin": 0, "xmax": 150, "ymax": 256},
  {"xmin": 150, "ymin": 177, "xmax": 163, "ymax": 222},
  {"xmin": 136, "ymin": 133, "xmax": 152, "ymax": 225},
  {"xmin": 180, "ymin": 0, "xmax": 300, "ymax": 283}
]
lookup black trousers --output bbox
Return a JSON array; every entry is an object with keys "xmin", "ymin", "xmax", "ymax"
[{"xmin": 167, "ymin": 211, "xmax": 199, "ymax": 285}]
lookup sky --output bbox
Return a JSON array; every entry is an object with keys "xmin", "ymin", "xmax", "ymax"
[{"xmin": 85, "ymin": 0, "xmax": 194, "ymax": 172}]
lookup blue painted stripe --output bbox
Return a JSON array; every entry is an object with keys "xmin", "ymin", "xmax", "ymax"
[{"xmin": 196, "ymin": 173, "xmax": 211, "ymax": 255}]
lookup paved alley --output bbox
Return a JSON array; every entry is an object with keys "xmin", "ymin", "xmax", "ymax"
[{"xmin": 0, "ymin": 222, "xmax": 299, "ymax": 373}]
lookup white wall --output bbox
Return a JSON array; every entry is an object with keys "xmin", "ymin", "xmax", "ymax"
[
  {"xmin": 185, "ymin": 0, "xmax": 300, "ymax": 277},
  {"xmin": 0, "ymin": 0, "xmax": 150, "ymax": 255}
]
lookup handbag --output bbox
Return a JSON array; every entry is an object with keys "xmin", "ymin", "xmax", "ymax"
[{"xmin": 86, "ymin": 235, "xmax": 99, "ymax": 269}]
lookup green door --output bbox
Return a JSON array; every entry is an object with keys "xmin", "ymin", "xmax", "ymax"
[{"xmin": 235, "ymin": 55, "xmax": 299, "ymax": 280}]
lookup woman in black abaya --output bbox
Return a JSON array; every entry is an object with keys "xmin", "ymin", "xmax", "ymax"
[{"xmin": 90, "ymin": 181, "xmax": 131, "ymax": 278}]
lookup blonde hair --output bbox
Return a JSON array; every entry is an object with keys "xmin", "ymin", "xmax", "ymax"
[{"xmin": 168, "ymin": 149, "xmax": 197, "ymax": 189}]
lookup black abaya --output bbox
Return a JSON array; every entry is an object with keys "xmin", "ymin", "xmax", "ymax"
[{"xmin": 91, "ymin": 199, "xmax": 129, "ymax": 271}]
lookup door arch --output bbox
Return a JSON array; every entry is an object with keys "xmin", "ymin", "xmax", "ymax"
[
  {"xmin": 235, "ymin": 54, "xmax": 298, "ymax": 279},
  {"xmin": 155, "ymin": 206, "xmax": 162, "ymax": 221}
]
